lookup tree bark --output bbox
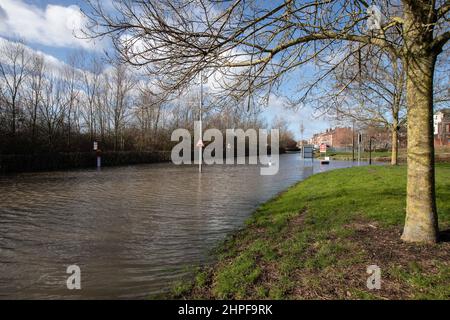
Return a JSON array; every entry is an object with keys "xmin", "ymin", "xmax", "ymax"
[
  {"xmin": 11, "ymin": 98, "xmax": 16, "ymax": 136},
  {"xmin": 391, "ymin": 124, "xmax": 398, "ymax": 165},
  {"xmin": 401, "ymin": 49, "xmax": 438, "ymax": 243}
]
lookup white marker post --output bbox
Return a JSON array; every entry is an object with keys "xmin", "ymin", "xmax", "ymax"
[
  {"xmin": 93, "ymin": 141, "xmax": 101, "ymax": 169},
  {"xmin": 196, "ymin": 138, "xmax": 204, "ymax": 173},
  {"xmin": 319, "ymin": 143, "xmax": 330, "ymax": 164}
]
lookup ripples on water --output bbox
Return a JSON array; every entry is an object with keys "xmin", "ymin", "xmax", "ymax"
[{"xmin": 0, "ymin": 154, "xmax": 360, "ymax": 299}]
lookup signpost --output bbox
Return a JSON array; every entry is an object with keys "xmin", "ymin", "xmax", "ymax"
[
  {"xmin": 302, "ymin": 145, "xmax": 314, "ymax": 158},
  {"xmin": 302, "ymin": 145, "xmax": 314, "ymax": 167},
  {"xmin": 198, "ymin": 71, "xmax": 205, "ymax": 173},
  {"xmin": 319, "ymin": 143, "xmax": 327, "ymax": 154},
  {"xmin": 319, "ymin": 143, "xmax": 330, "ymax": 164},
  {"xmin": 196, "ymin": 139, "xmax": 204, "ymax": 172},
  {"xmin": 196, "ymin": 139, "xmax": 204, "ymax": 148},
  {"xmin": 94, "ymin": 141, "xmax": 101, "ymax": 169}
]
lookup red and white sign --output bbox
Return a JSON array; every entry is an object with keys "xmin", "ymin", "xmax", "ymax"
[
  {"xmin": 320, "ymin": 143, "xmax": 327, "ymax": 153},
  {"xmin": 196, "ymin": 139, "xmax": 204, "ymax": 148}
]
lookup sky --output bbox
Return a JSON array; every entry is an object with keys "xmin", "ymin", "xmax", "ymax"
[{"xmin": 0, "ymin": 0, "xmax": 332, "ymax": 140}]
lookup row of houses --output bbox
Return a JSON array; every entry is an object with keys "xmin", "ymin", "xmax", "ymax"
[
  {"xmin": 434, "ymin": 109, "xmax": 450, "ymax": 147},
  {"xmin": 307, "ymin": 126, "xmax": 399, "ymax": 151},
  {"xmin": 308, "ymin": 127, "xmax": 353, "ymax": 149},
  {"xmin": 306, "ymin": 109, "xmax": 450, "ymax": 150}
]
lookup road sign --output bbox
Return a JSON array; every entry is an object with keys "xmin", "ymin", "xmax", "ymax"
[
  {"xmin": 196, "ymin": 139, "xmax": 204, "ymax": 148},
  {"xmin": 302, "ymin": 145, "xmax": 314, "ymax": 159},
  {"xmin": 93, "ymin": 141, "xmax": 98, "ymax": 151},
  {"xmin": 320, "ymin": 143, "xmax": 327, "ymax": 153}
]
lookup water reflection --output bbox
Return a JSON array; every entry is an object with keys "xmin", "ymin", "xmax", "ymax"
[{"xmin": 0, "ymin": 154, "xmax": 363, "ymax": 299}]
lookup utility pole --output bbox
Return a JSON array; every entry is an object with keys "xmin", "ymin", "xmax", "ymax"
[{"xmin": 198, "ymin": 71, "xmax": 203, "ymax": 173}]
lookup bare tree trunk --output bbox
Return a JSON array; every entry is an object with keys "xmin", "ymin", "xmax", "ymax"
[
  {"xmin": 391, "ymin": 122, "xmax": 398, "ymax": 165},
  {"xmin": 67, "ymin": 106, "xmax": 72, "ymax": 150},
  {"xmin": 11, "ymin": 98, "xmax": 16, "ymax": 136},
  {"xmin": 400, "ymin": 1, "xmax": 440, "ymax": 243},
  {"xmin": 114, "ymin": 123, "xmax": 119, "ymax": 151},
  {"xmin": 31, "ymin": 92, "xmax": 38, "ymax": 147},
  {"xmin": 402, "ymin": 52, "xmax": 438, "ymax": 243}
]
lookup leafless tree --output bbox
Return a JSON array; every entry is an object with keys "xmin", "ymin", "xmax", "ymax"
[
  {"xmin": 81, "ymin": 56, "xmax": 103, "ymax": 141},
  {"xmin": 108, "ymin": 62, "xmax": 135, "ymax": 150},
  {"xmin": 272, "ymin": 116, "xmax": 296, "ymax": 149},
  {"xmin": 0, "ymin": 40, "xmax": 29, "ymax": 137},
  {"xmin": 135, "ymin": 85, "xmax": 165, "ymax": 149},
  {"xmin": 62, "ymin": 54, "xmax": 82, "ymax": 149},
  {"xmin": 313, "ymin": 46, "xmax": 406, "ymax": 165},
  {"xmin": 27, "ymin": 53, "xmax": 46, "ymax": 147},
  {"xmin": 40, "ymin": 74, "xmax": 66, "ymax": 150},
  {"xmin": 83, "ymin": 0, "xmax": 450, "ymax": 244}
]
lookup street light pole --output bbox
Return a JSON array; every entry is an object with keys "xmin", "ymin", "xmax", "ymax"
[{"xmin": 199, "ymin": 71, "xmax": 203, "ymax": 173}]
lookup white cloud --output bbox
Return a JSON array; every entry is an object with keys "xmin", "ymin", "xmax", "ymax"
[
  {"xmin": 0, "ymin": 0, "xmax": 101, "ymax": 50},
  {"xmin": 0, "ymin": 37, "xmax": 90, "ymax": 80}
]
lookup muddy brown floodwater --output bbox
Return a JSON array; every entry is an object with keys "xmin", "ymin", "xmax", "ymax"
[{"xmin": 0, "ymin": 154, "xmax": 365, "ymax": 299}]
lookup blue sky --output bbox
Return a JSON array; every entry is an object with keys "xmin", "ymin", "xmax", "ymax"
[{"xmin": 0, "ymin": 0, "xmax": 332, "ymax": 140}]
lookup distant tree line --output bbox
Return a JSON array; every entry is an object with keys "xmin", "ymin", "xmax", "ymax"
[{"xmin": 0, "ymin": 40, "xmax": 295, "ymax": 156}]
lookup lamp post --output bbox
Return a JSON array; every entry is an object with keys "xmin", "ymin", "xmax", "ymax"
[
  {"xmin": 300, "ymin": 120, "xmax": 304, "ymax": 148},
  {"xmin": 197, "ymin": 71, "xmax": 208, "ymax": 173},
  {"xmin": 199, "ymin": 71, "xmax": 203, "ymax": 173}
]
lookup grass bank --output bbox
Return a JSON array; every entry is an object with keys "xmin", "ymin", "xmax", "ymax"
[
  {"xmin": 324, "ymin": 147, "xmax": 450, "ymax": 163},
  {"xmin": 173, "ymin": 165, "xmax": 450, "ymax": 299},
  {"xmin": 323, "ymin": 150, "xmax": 393, "ymax": 161}
]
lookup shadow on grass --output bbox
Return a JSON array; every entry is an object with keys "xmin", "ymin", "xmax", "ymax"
[{"xmin": 439, "ymin": 229, "xmax": 450, "ymax": 243}]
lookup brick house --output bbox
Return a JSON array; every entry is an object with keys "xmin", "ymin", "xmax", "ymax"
[
  {"xmin": 309, "ymin": 127, "xmax": 353, "ymax": 148},
  {"xmin": 434, "ymin": 109, "xmax": 450, "ymax": 146},
  {"xmin": 309, "ymin": 125, "xmax": 407, "ymax": 151},
  {"xmin": 360, "ymin": 125, "xmax": 407, "ymax": 151}
]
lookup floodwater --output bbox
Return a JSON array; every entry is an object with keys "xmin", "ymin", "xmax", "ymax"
[{"xmin": 0, "ymin": 154, "xmax": 363, "ymax": 299}]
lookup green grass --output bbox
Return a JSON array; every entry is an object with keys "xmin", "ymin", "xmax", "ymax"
[
  {"xmin": 324, "ymin": 147, "xmax": 450, "ymax": 162},
  {"xmin": 172, "ymin": 164, "xmax": 450, "ymax": 300},
  {"xmin": 322, "ymin": 150, "xmax": 393, "ymax": 161}
]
